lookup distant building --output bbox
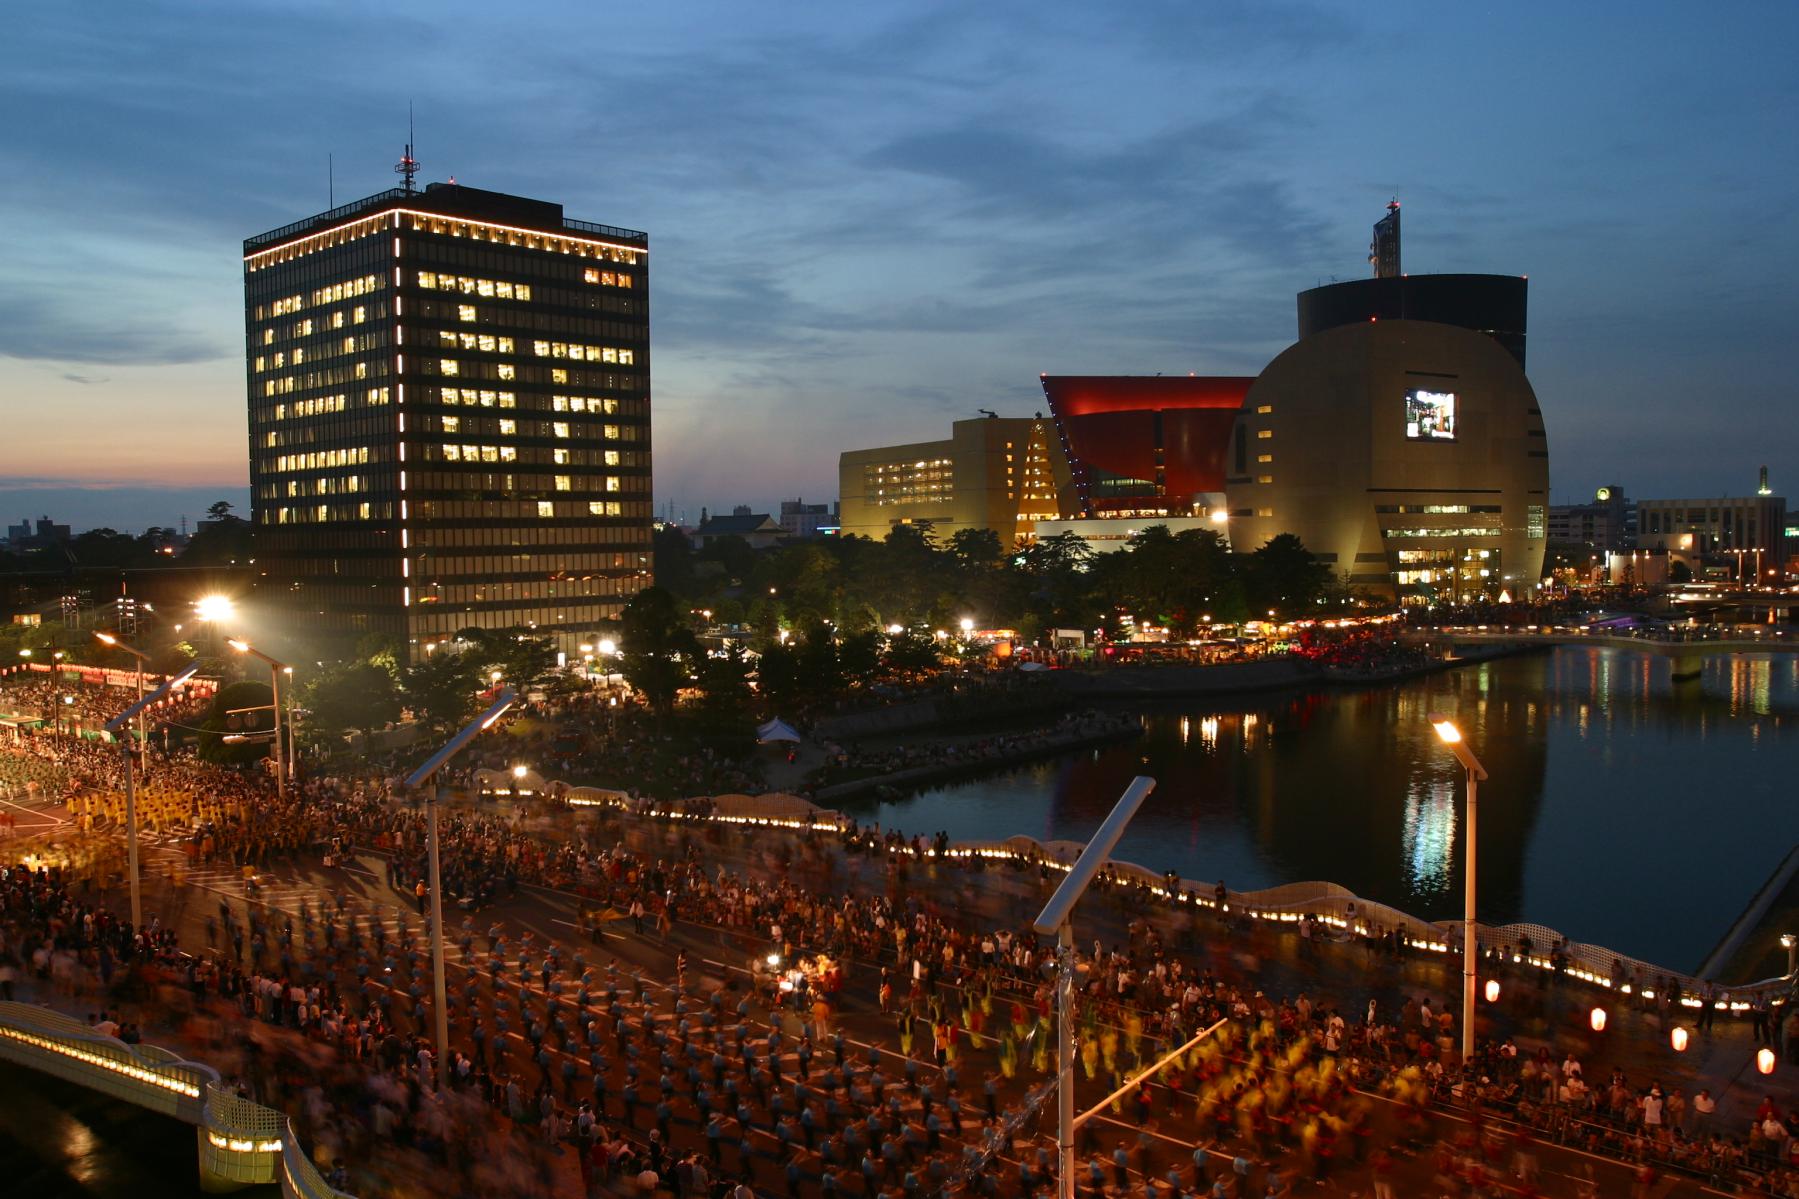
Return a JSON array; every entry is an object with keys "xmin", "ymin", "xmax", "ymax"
[
  {"xmin": 1226, "ymin": 223, "xmax": 1548, "ymax": 602},
  {"xmin": 1635, "ymin": 475, "xmax": 1785, "ymax": 583},
  {"xmin": 1547, "ymin": 486, "xmax": 1634, "ymax": 552},
  {"xmin": 5, "ymin": 516, "xmax": 72, "ymax": 551},
  {"xmin": 838, "ymin": 415, "xmax": 1066, "ymax": 544},
  {"xmin": 243, "ymin": 177, "xmax": 651, "ymax": 658},
  {"xmin": 693, "ymin": 507, "xmax": 785, "ymax": 550},
  {"xmin": 1042, "ymin": 376, "xmax": 1251, "ymax": 521},
  {"xmin": 778, "ymin": 498, "xmax": 838, "ymax": 539}
]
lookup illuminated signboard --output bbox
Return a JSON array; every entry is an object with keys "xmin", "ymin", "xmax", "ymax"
[{"xmin": 1404, "ymin": 389, "xmax": 1456, "ymax": 441}]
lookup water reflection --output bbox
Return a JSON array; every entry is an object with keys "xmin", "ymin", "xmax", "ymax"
[
  {"xmin": 1401, "ymin": 778, "xmax": 1458, "ymax": 900},
  {"xmin": 846, "ymin": 648, "xmax": 1799, "ymax": 968}
]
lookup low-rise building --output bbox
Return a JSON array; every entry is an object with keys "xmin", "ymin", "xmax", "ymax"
[{"xmin": 838, "ymin": 415, "xmax": 1066, "ymax": 544}]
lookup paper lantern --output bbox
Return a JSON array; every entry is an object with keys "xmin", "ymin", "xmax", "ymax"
[
  {"xmin": 1589, "ymin": 1007, "xmax": 1607, "ymax": 1032},
  {"xmin": 1759, "ymin": 1048, "xmax": 1776, "ymax": 1075},
  {"xmin": 1670, "ymin": 1027, "xmax": 1689, "ymax": 1053},
  {"xmin": 1484, "ymin": 979, "xmax": 1501, "ymax": 1004}
]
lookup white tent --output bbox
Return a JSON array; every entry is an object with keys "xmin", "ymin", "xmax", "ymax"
[{"xmin": 756, "ymin": 718, "xmax": 802, "ymax": 744}]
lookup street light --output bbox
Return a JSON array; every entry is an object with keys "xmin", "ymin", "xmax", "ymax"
[
  {"xmin": 1430, "ymin": 714, "xmax": 1489, "ymax": 1065},
  {"xmin": 95, "ymin": 631, "xmax": 151, "ymax": 772},
  {"xmin": 405, "ymin": 688, "xmax": 517, "ymax": 1092},
  {"xmin": 105, "ymin": 663, "xmax": 200, "ymax": 928},
  {"xmin": 195, "ymin": 594, "xmax": 235, "ymax": 624},
  {"xmin": 1781, "ymin": 932, "xmax": 1796, "ymax": 978},
  {"xmin": 1032, "ymin": 775, "xmax": 1157, "ymax": 1199},
  {"xmin": 227, "ymin": 638, "xmax": 290, "ymax": 801}
]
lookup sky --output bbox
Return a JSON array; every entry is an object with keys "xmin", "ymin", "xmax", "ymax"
[{"xmin": 1, "ymin": 0, "xmax": 1796, "ymax": 532}]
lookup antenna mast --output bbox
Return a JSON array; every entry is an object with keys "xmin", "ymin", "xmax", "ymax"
[{"xmin": 395, "ymin": 106, "xmax": 419, "ymax": 193}]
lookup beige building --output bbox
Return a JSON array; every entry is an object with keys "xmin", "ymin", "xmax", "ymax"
[
  {"xmin": 1225, "ymin": 319, "xmax": 1550, "ymax": 602},
  {"xmin": 838, "ymin": 416, "xmax": 1068, "ymax": 544}
]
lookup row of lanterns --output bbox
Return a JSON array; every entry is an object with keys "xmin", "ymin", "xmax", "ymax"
[{"xmin": 1483, "ymin": 981, "xmax": 1777, "ymax": 1075}]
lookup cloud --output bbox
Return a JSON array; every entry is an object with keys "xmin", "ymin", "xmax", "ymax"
[
  {"xmin": 61, "ymin": 372, "xmax": 108, "ymax": 386},
  {"xmin": 0, "ymin": 294, "xmax": 227, "ymax": 366}
]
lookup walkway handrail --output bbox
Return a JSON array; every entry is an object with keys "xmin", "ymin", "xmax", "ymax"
[
  {"xmin": 531, "ymin": 784, "xmax": 1792, "ymax": 1018},
  {"xmin": 0, "ymin": 1000, "xmax": 353, "ymax": 1198},
  {"xmin": 0, "ymin": 999, "xmax": 215, "ymax": 1122}
]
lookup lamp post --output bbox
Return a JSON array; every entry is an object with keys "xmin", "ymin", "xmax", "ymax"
[
  {"xmin": 105, "ymin": 663, "xmax": 200, "ymax": 929},
  {"xmin": 1430, "ymin": 714, "xmax": 1490, "ymax": 1064},
  {"xmin": 1032, "ymin": 775, "xmax": 1156, "ymax": 1199},
  {"xmin": 226, "ymin": 638, "xmax": 290, "ymax": 801},
  {"xmin": 404, "ymin": 689, "xmax": 518, "ymax": 1092},
  {"xmin": 95, "ymin": 632, "xmax": 149, "ymax": 771}
]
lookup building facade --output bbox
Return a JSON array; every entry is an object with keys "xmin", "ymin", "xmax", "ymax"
[
  {"xmin": 837, "ymin": 416, "xmax": 1065, "ymax": 544},
  {"xmin": 244, "ymin": 181, "xmax": 651, "ymax": 658},
  {"xmin": 1546, "ymin": 486, "xmax": 1634, "ymax": 553},
  {"xmin": 1225, "ymin": 317, "xmax": 1550, "ymax": 602},
  {"xmin": 1635, "ymin": 489, "xmax": 1786, "ymax": 582},
  {"xmin": 1041, "ymin": 376, "xmax": 1252, "ymax": 520}
]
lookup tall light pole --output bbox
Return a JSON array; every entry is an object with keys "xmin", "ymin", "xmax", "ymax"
[
  {"xmin": 95, "ymin": 632, "xmax": 149, "ymax": 771},
  {"xmin": 105, "ymin": 663, "xmax": 200, "ymax": 929},
  {"xmin": 226, "ymin": 638, "xmax": 290, "ymax": 801},
  {"xmin": 1430, "ymin": 714, "xmax": 1490, "ymax": 1065},
  {"xmin": 405, "ymin": 689, "xmax": 517, "ymax": 1091},
  {"xmin": 1032, "ymin": 775, "xmax": 1156, "ymax": 1199}
]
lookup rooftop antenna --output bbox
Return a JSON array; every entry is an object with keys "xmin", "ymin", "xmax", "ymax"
[
  {"xmin": 395, "ymin": 105, "xmax": 419, "ymax": 194},
  {"xmin": 328, "ymin": 152, "xmax": 334, "ymax": 208}
]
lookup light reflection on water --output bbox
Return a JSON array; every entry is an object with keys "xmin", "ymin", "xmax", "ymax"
[{"xmin": 844, "ymin": 647, "xmax": 1799, "ymax": 969}]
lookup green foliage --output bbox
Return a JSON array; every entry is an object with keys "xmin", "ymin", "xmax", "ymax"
[
  {"xmin": 1244, "ymin": 532, "xmax": 1334, "ymax": 618},
  {"xmin": 615, "ymin": 586, "xmax": 701, "ymax": 712},
  {"xmin": 303, "ymin": 661, "xmax": 400, "ymax": 737},
  {"xmin": 401, "ymin": 648, "xmax": 486, "ymax": 731}
]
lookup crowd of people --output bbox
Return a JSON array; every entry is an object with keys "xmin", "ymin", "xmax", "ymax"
[{"xmin": 4, "ymin": 672, "xmax": 1799, "ymax": 1196}]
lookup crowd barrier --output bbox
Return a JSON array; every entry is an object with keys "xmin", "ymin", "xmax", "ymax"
[
  {"xmin": 538, "ymin": 782, "xmax": 1794, "ymax": 1019},
  {"xmin": 0, "ymin": 1001, "xmax": 351, "ymax": 1197}
]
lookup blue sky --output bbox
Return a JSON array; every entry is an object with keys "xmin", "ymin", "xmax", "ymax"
[{"xmin": 1, "ymin": 0, "xmax": 1795, "ymax": 530}]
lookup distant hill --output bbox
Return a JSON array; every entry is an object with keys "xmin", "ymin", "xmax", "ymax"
[{"xmin": 0, "ymin": 486, "xmax": 251, "ymax": 535}]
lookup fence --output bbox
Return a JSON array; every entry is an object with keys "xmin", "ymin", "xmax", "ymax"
[
  {"xmin": 533, "ymin": 778, "xmax": 1793, "ymax": 1017},
  {"xmin": 0, "ymin": 1000, "xmax": 352, "ymax": 1198}
]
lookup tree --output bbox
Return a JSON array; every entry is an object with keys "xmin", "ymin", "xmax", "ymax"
[
  {"xmin": 303, "ymin": 661, "xmax": 401, "ymax": 738},
  {"xmin": 401, "ymin": 649, "xmax": 486, "ymax": 731},
  {"xmin": 754, "ymin": 642, "xmax": 800, "ymax": 705},
  {"xmin": 615, "ymin": 586, "xmax": 700, "ymax": 712},
  {"xmin": 652, "ymin": 524, "xmax": 697, "ymax": 596},
  {"xmin": 207, "ymin": 500, "xmax": 237, "ymax": 522},
  {"xmin": 793, "ymin": 621, "xmax": 842, "ymax": 695},
  {"xmin": 1244, "ymin": 533, "xmax": 1332, "ymax": 618},
  {"xmin": 837, "ymin": 629, "xmax": 882, "ymax": 687}
]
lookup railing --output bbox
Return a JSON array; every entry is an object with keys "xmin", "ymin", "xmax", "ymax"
[
  {"xmin": 533, "ymin": 782, "xmax": 1793, "ymax": 1016},
  {"xmin": 0, "ymin": 1001, "xmax": 353, "ymax": 1198},
  {"xmin": 243, "ymin": 189, "xmax": 410, "ymax": 250},
  {"xmin": 0, "ymin": 1000, "xmax": 213, "ymax": 1122},
  {"xmin": 562, "ymin": 216, "xmax": 648, "ymax": 244}
]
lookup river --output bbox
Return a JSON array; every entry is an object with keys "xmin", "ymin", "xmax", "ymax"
[{"xmin": 835, "ymin": 646, "xmax": 1799, "ymax": 972}]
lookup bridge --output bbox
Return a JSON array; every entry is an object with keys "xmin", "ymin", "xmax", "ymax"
[
  {"xmin": 0, "ymin": 1001, "xmax": 350, "ymax": 1196},
  {"xmin": 1406, "ymin": 627, "xmax": 1799, "ymax": 680}
]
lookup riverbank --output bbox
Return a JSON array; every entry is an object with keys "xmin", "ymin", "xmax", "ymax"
[
  {"xmin": 1041, "ymin": 641, "xmax": 1542, "ymax": 699},
  {"xmin": 811, "ymin": 712, "xmax": 1142, "ymax": 801}
]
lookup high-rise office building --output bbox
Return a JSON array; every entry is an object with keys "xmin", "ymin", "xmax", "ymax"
[{"xmin": 243, "ymin": 179, "xmax": 650, "ymax": 658}]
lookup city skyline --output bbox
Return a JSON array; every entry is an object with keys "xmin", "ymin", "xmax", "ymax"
[{"xmin": 3, "ymin": 1, "xmax": 1797, "ymax": 531}]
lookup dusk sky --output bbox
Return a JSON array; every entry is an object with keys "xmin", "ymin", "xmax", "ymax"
[{"xmin": 2, "ymin": 1, "xmax": 1795, "ymax": 531}]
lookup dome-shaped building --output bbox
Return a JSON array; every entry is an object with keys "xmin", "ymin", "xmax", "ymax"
[{"xmin": 1224, "ymin": 317, "xmax": 1549, "ymax": 602}]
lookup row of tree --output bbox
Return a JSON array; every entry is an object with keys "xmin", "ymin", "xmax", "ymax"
[{"xmin": 657, "ymin": 522, "xmax": 1347, "ymax": 640}]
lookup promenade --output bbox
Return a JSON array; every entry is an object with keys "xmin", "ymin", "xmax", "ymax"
[{"xmin": 8, "ymin": 782, "xmax": 1799, "ymax": 1198}]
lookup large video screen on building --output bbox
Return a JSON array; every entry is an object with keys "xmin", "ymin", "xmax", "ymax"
[{"xmin": 1404, "ymin": 389, "xmax": 1457, "ymax": 441}]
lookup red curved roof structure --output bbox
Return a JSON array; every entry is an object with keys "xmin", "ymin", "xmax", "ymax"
[{"xmin": 1041, "ymin": 376, "xmax": 1253, "ymax": 516}]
